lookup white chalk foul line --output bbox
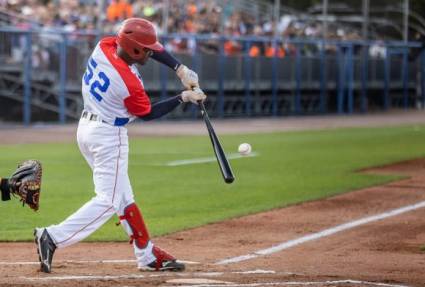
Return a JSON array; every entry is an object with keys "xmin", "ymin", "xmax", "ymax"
[
  {"xmin": 171, "ymin": 280, "xmax": 410, "ymax": 287},
  {"xmin": 22, "ymin": 270, "xmax": 274, "ymax": 281},
  {"xmin": 0, "ymin": 259, "xmax": 199, "ymax": 266},
  {"xmin": 24, "ymin": 274, "xmax": 148, "ymax": 281},
  {"xmin": 25, "ymin": 275, "xmax": 405, "ymax": 287},
  {"xmin": 216, "ymin": 200, "xmax": 425, "ymax": 265},
  {"xmin": 166, "ymin": 152, "xmax": 258, "ymax": 166},
  {"xmin": 21, "ymin": 275, "xmax": 410, "ymax": 287}
]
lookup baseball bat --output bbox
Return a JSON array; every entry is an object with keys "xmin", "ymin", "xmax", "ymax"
[{"xmin": 199, "ymin": 101, "xmax": 235, "ymax": 184}]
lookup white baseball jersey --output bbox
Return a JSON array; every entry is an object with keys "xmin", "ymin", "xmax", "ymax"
[{"xmin": 81, "ymin": 36, "xmax": 152, "ymax": 126}]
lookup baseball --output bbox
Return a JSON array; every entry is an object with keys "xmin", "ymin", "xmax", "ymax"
[{"xmin": 238, "ymin": 143, "xmax": 252, "ymax": 155}]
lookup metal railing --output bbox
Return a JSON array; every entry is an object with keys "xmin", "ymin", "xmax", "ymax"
[{"xmin": 0, "ymin": 27, "xmax": 423, "ymax": 124}]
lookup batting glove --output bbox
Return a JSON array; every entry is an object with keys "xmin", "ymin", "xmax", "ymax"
[
  {"xmin": 176, "ymin": 64, "xmax": 199, "ymax": 89},
  {"xmin": 181, "ymin": 89, "xmax": 206, "ymax": 105}
]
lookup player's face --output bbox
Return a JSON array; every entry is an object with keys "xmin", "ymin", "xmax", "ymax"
[{"xmin": 137, "ymin": 48, "xmax": 153, "ymax": 65}]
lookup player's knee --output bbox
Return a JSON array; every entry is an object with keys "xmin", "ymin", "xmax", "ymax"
[{"xmin": 91, "ymin": 194, "xmax": 112, "ymax": 207}]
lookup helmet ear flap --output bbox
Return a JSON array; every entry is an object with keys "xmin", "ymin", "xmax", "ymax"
[{"xmin": 117, "ymin": 34, "xmax": 144, "ymax": 60}]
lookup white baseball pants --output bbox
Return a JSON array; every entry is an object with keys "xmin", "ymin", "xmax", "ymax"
[{"xmin": 47, "ymin": 118, "xmax": 136, "ymax": 248}]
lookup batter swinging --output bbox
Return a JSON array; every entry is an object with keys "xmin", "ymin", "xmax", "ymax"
[{"xmin": 34, "ymin": 18, "xmax": 206, "ymax": 273}]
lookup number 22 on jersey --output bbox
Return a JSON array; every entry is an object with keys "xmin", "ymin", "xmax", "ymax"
[{"xmin": 83, "ymin": 58, "xmax": 110, "ymax": 102}]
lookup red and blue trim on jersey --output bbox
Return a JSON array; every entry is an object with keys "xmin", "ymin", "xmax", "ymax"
[{"xmin": 99, "ymin": 37, "xmax": 151, "ymax": 118}]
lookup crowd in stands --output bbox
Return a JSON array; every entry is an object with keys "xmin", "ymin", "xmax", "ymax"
[{"xmin": 1, "ymin": 0, "xmax": 385, "ymax": 59}]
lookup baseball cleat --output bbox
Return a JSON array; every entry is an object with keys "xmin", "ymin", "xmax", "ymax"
[
  {"xmin": 34, "ymin": 228, "xmax": 56, "ymax": 273},
  {"xmin": 147, "ymin": 259, "xmax": 185, "ymax": 271},
  {"xmin": 141, "ymin": 246, "xmax": 185, "ymax": 271}
]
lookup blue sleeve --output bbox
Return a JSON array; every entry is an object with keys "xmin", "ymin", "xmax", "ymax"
[
  {"xmin": 139, "ymin": 95, "xmax": 183, "ymax": 121},
  {"xmin": 151, "ymin": 49, "xmax": 182, "ymax": 71}
]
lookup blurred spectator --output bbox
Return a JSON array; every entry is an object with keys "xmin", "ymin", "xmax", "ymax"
[
  {"xmin": 107, "ymin": 0, "xmax": 133, "ymax": 22},
  {"xmin": 265, "ymin": 43, "xmax": 285, "ymax": 58},
  {"xmin": 224, "ymin": 39, "xmax": 242, "ymax": 56},
  {"xmin": 369, "ymin": 40, "xmax": 387, "ymax": 59},
  {"xmin": 249, "ymin": 44, "xmax": 261, "ymax": 57},
  {"xmin": 0, "ymin": 0, "xmax": 393, "ymax": 57}
]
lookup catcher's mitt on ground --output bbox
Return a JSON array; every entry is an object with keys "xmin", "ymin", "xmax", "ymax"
[{"xmin": 2, "ymin": 160, "xmax": 42, "ymax": 211}]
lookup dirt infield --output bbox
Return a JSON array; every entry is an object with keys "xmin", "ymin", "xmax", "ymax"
[{"xmin": 1, "ymin": 110, "xmax": 425, "ymax": 287}]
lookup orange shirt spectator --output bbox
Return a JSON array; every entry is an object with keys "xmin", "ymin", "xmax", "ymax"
[
  {"xmin": 107, "ymin": 0, "xmax": 133, "ymax": 22},
  {"xmin": 224, "ymin": 40, "xmax": 242, "ymax": 56},
  {"xmin": 186, "ymin": 3, "xmax": 197, "ymax": 16},
  {"xmin": 265, "ymin": 44, "xmax": 285, "ymax": 58},
  {"xmin": 249, "ymin": 45, "xmax": 261, "ymax": 57}
]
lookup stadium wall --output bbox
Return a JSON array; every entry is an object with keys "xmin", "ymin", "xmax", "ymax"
[{"xmin": 0, "ymin": 28, "xmax": 424, "ymax": 124}]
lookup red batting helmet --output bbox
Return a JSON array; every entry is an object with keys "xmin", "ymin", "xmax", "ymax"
[{"xmin": 117, "ymin": 18, "xmax": 163, "ymax": 59}]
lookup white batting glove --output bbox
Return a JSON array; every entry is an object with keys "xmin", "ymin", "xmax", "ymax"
[
  {"xmin": 181, "ymin": 89, "xmax": 206, "ymax": 105},
  {"xmin": 176, "ymin": 64, "xmax": 199, "ymax": 89}
]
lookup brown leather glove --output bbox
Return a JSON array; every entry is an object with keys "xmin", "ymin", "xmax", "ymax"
[{"xmin": 7, "ymin": 160, "xmax": 42, "ymax": 211}]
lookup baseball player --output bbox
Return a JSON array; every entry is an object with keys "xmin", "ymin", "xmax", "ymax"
[{"xmin": 34, "ymin": 18, "xmax": 206, "ymax": 273}]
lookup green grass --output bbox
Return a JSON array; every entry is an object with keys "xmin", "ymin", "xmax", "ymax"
[{"xmin": 1, "ymin": 124, "xmax": 425, "ymax": 241}]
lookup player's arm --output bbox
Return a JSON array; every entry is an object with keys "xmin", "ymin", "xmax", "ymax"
[
  {"xmin": 151, "ymin": 49, "xmax": 199, "ymax": 89},
  {"xmin": 139, "ymin": 90, "xmax": 206, "ymax": 121},
  {"xmin": 0, "ymin": 177, "xmax": 11, "ymax": 201},
  {"xmin": 139, "ymin": 95, "xmax": 181, "ymax": 121}
]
